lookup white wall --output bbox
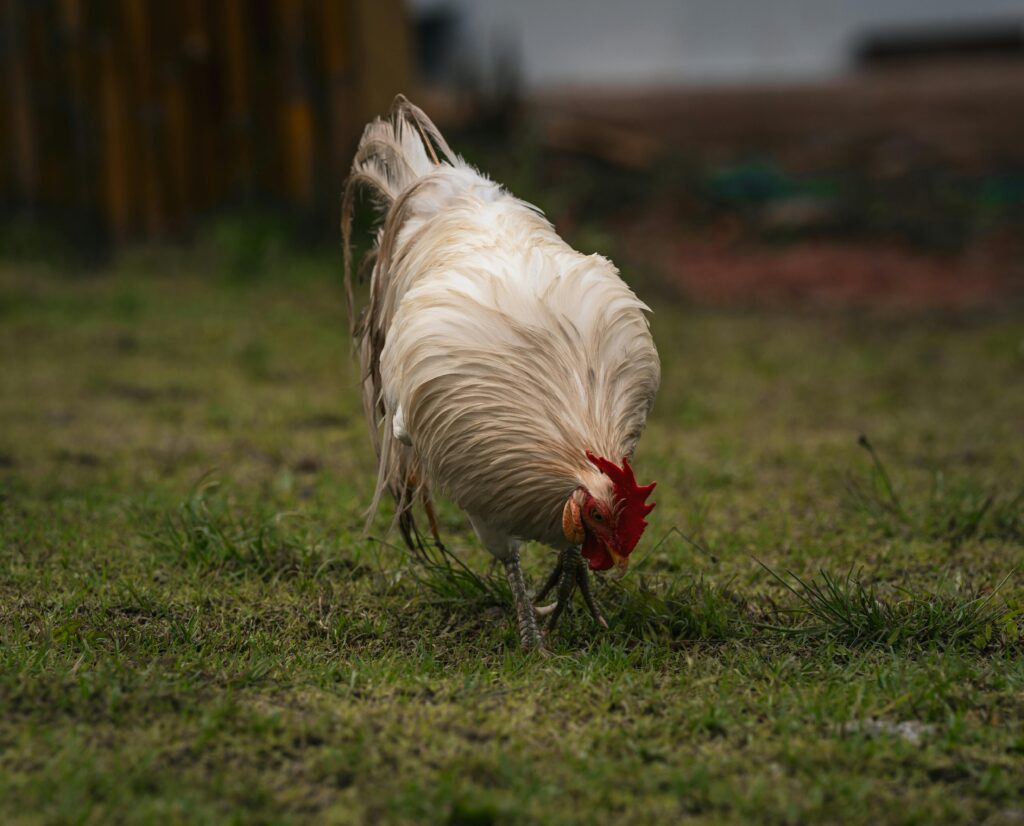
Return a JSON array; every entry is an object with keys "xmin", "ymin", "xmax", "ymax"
[{"xmin": 409, "ymin": 0, "xmax": 1024, "ymax": 88}]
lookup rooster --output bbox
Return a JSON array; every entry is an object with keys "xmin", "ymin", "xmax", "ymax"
[{"xmin": 343, "ymin": 96, "xmax": 659, "ymax": 649}]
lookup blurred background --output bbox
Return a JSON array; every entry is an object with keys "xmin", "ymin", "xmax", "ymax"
[
  {"xmin": 4, "ymin": 5, "xmax": 1024, "ymax": 819},
  {"xmin": 1, "ymin": 0, "xmax": 1023, "ymax": 308}
]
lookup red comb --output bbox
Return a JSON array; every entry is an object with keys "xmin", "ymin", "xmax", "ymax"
[{"xmin": 585, "ymin": 451, "xmax": 656, "ymax": 556}]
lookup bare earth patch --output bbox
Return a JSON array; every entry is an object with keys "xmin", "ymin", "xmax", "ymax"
[{"xmin": 624, "ymin": 227, "xmax": 1023, "ymax": 310}]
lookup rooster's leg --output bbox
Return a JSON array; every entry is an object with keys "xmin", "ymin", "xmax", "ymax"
[
  {"xmin": 503, "ymin": 549, "xmax": 542, "ymax": 651},
  {"xmin": 542, "ymin": 549, "xmax": 577, "ymax": 633},
  {"xmin": 576, "ymin": 562, "xmax": 608, "ymax": 628}
]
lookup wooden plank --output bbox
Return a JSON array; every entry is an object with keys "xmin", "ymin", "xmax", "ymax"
[
  {"xmin": 352, "ymin": 0, "xmax": 413, "ymax": 124},
  {"xmin": 277, "ymin": 0, "xmax": 314, "ymax": 205},
  {"xmin": 28, "ymin": 0, "xmax": 68, "ymax": 213},
  {"xmin": 0, "ymin": 0, "xmax": 414, "ymax": 240},
  {"xmin": 320, "ymin": 0, "xmax": 357, "ymax": 182},
  {"xmin": 122, "ymin": 0, "xmax": 165, "ymax": 238},
  {"xmin": 59, "ymin": 0, "xmax": 95, "ymax": 218},
  {"xmin": 149, "ymin": 0, "xmax": 185, "ymax": 233},
  {"xmin": 177, "ymin": 0, "xmax": 210, "ymax": 217},
  {"xmin": 97, "ymin": 4, "xmax": 132, "ymax": 243},
  {"xmin": 176, "ymin": 0, "xmax": 217, "ymax": 212},
  {"xmin": 221, "ymin": 0, "xmax": 253, "ymax": 197},
  {"xmin": 3, "ymin": 0, "xmax": 40, "ymax": 209},
  {"xmin": 0, "ymin": 21, "xmax": 8, "ymax": 205}
]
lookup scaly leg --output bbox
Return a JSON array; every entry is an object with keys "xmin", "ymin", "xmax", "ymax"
[
  {"xmin": 544, "ymin": 548, "xmax": 578, "ymax": 633},
  {"xmin": 576, "ymin": 558, "xmax": 608, "ymax": 629},
  {"xmin": 503, "ymin": 549, "xmax": 542, "ymax": 651}
]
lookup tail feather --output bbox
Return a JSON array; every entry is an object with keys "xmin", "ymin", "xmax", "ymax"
[
  {"xmin": 342, "ymin": 95, "xmax": 455, "ymax": 552},
  {"xmin": 342, "ymin": 95, "xmax": 453, "ymax": 332}
]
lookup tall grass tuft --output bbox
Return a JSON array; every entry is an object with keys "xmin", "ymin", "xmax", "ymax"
[
  {"xmin": 147, "ymin": 482, "xmax": 316, "ymax": 581},
  {"xmin": 399, "ymin": 539, "xmax": 511, "ymax": 610},
  {"xmin": 602, "ymin": 573, "xmax": 750, "ymax": 644},
  {"xmin": 760, "ymin": 562, "xmax": 1020, "ymax": 651}
]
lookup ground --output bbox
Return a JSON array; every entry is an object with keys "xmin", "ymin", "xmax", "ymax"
[{"xmin": 1, "ymin": 245, "xmax": 1022, "ymax": 825}]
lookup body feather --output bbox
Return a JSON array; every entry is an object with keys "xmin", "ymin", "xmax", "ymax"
[{"xmin": 343, "ymin": 96, "xmax": 659, "ymax": 555}]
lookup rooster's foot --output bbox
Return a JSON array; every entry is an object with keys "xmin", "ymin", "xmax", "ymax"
[{"xmin": 534, "ymin": 546, "xmax": 608, "ymax": 634}]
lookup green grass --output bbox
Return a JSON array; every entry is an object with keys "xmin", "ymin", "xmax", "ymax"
[{"xmin": 1, "ymin": 249, "xmax": 1023, "ymax": 825}]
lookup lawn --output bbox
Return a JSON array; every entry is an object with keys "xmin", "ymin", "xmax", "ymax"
[{"xmin": 1, "ymin": 244, "xmax": 1022, "ymax": 825}]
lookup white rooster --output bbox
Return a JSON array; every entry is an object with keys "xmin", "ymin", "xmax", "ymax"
[{"xmin": 343, "ymin": 96, "xmax": 660, "ymax": 649}]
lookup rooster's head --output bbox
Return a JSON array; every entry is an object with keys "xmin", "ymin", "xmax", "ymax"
[{"xmin": 561, "ymin": 452, "xmax": 656, "ymax": 575}]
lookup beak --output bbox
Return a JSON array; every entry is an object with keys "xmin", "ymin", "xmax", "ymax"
[{"xmin": 606, "ymin": 542, "xmax": 629, "ymax": 579}]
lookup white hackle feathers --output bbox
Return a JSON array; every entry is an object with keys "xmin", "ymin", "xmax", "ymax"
[{"xmin": 343, "ymin": 95, "xmax": 659, "ymax": 552}]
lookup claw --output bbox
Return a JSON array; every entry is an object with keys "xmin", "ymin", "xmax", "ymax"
[
  {"xmin": 534, "ymin": 555, "xmax": 563, "ymax": 606},
  {"xmin": 537, "ymin": 545, "xmax": 611, "ymax": 634}
]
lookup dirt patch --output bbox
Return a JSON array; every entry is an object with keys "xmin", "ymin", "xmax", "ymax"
[{"xmin": 624, "ymin": 223, "xmax": 1023, "ymax": 310}]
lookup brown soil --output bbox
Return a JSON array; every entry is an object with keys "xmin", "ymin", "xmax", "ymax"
[{"xmin": 623, "ymin": 225, "xmax": 1023, "ymax": 310}]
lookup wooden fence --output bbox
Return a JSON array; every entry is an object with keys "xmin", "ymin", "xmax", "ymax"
[{"xmin": 0, "ymin": 0, "xmax": 412, "ymax": 242}]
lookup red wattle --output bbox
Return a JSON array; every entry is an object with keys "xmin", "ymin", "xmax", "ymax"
[{"xmin": 581, "ymin": 533, "xmax": 613, "ymax": 571}]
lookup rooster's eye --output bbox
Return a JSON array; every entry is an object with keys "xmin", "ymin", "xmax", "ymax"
[{"xmin": 590, "ymin": 509, "xmax": 603, "ymax": 523}]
